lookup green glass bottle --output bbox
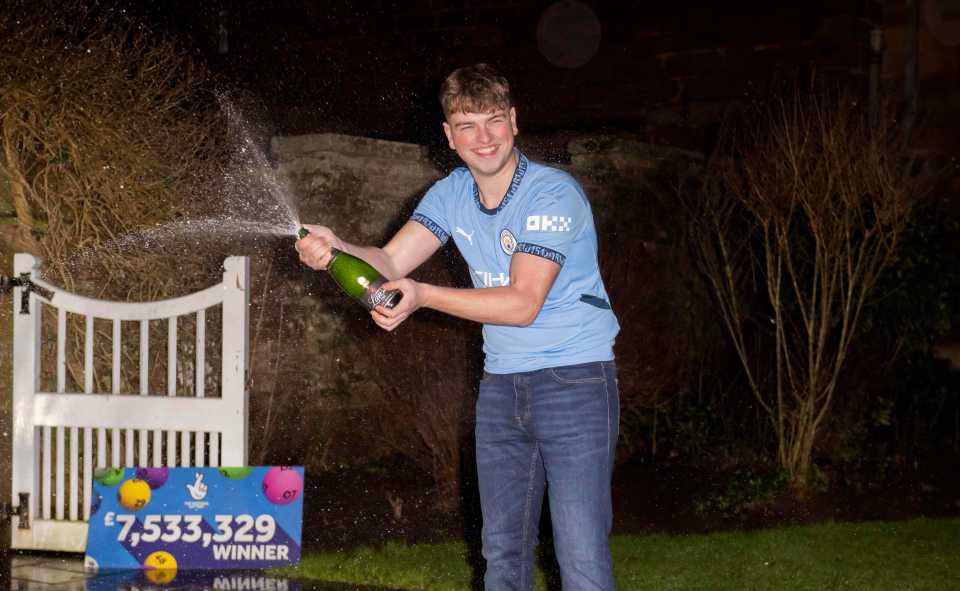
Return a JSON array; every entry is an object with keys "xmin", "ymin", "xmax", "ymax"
[{"xmin": 298, "ymin": 228, "xmax": 402, "ymax": 310}]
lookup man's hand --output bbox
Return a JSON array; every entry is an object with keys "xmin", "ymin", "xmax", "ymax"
[
  {"xmin": 295, "ymin": 224, "xmax": 344, "ymax": 271},
  {"xmin": 371, "ymin": 277, "xmax": 425, "ymax": 331}
]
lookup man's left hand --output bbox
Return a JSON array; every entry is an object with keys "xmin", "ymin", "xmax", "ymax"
[{"xmin": 371, "ymin": 278, "xmax": 423, "ymax": 331}]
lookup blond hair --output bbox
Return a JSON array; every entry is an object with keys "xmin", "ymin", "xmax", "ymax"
[{"xmin": 439, "ymin": 63, "xmax": 512, "ymax": 117}]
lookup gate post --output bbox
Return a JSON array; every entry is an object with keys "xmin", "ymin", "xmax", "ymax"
[
  {"xmin": 220, "ymin": 256, "xmax": 249, "ymax": 466},
  {"xmin": 10, "ymin": 254, "xmax": 40, "ymax": 537}
]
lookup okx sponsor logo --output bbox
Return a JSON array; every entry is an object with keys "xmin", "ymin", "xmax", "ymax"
[{"xmin": 526, "ymin": 215, "xmax": 572, "ymax": 232}]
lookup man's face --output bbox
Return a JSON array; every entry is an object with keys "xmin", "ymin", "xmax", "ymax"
[{"xmin": 443, "ymin": 107, "xmax": 518, "ymax": 178}]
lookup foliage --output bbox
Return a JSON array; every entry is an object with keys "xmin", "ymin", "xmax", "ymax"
[
  {"xmin": 600, "ymin": 235, "xmax": 686, "ymax": 461},
  {"xmin": 595, "ymin": 161, "xmax": 719, "ymax": 463},
  {"xmin": 860, "ymin": 201, "xmax": 960, "ymax": 359},
  {"xmin": 361, "ymin": 253, "xmax": 480, "ymax": 513},
  {"xmin": 682, "ymin": 85, "xmax": 921, "ymax": 493},
  {"xmin": 693, "ymin": 468, "xmax": 787, "ymax": 516},
  {"xmin": 0, "ymin": 1, "xmax": 316, "ymax": 475},
  {"xmin": 823, "ymin": 199, "xmax": 960, "ymax": 480},
  {"xmin": 0, "ymin": 0, "xmax": 231, "ymax": 298}
]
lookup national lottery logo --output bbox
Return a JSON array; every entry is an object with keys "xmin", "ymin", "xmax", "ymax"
[
  {"xmin": 187, "ymin": 472, "xmax": 208, "ymax": 500},
  {"xmin": 185, "ymin": 472, "xmax": 210, "ymax": 509},
  {"xmin": 500, "ymin": 228, "xmax": 517, "ymax": 255}
]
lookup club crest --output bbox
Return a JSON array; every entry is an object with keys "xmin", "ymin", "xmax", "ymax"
[{"xmin": 500, "ymin": 228, "xmax": 517, "ymax": 255}]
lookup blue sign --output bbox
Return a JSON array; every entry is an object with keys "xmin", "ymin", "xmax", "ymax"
[
  {"xmin": 85, "ymin": 466, "xmax": 304, "ymax": 573},
  {"xmin": 84, "ymin": 569, "xmax": 301, "ymax": 591}
]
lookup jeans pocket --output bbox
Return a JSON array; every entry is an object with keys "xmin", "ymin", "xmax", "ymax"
[{"xmin": 547, "ymin": 363, "xmax": 605, "ymax": 384}]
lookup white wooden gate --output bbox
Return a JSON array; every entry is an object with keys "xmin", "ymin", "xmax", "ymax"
[{"xmin": 9, "ymin": 253, "xmax": 250, "ymax": 552}]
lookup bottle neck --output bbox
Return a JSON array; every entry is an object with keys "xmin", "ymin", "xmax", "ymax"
[{"xmin": 328, "ymin": 248, "xmax": 342, "ymax": 268}]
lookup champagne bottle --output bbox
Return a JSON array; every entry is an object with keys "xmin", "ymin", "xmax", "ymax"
[{"xmin": 298, "ymin": 228, "xmax": 402, "ymax": 310}]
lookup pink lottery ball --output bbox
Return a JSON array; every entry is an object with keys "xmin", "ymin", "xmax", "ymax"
[{"xmin": 261, "ymin": 467, "xmax": 302, "ymax": 505}]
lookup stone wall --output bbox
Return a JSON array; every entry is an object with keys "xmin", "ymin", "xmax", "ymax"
[
  {"xmin": 257, "ymin": 131, "xmax": 694, "ymax": 468},
  {"xmin": 270, "ymin": 129, "xmax": 701, "ymax": 251},
  {"xmin": 271, "ymin": 133, "xmax": 443, "ymax": 244}
]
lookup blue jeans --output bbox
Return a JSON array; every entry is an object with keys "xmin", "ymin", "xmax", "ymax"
[{"xmin": 476, "ymin": 361, "xmax": 619, "ymax": 591}]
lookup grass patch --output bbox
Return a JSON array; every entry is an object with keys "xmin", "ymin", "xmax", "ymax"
[{"xmin": 278, "ymin": 517, "xmax": 960, "ymax": 590}]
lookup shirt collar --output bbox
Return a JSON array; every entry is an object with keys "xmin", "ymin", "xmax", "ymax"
[{"xmin": 472, "ymin": 150, "xmax": 528, "ymax": 215}]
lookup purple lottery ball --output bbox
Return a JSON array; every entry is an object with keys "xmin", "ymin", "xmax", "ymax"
[
  {"xmin": 262, "ymin": 466, "xmax": 303, "ymax": 505},
  {"xmin": 135, "ymin": 467, "xmax": 170, "ymax": 489}
]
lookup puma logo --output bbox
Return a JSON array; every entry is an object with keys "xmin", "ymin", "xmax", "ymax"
[{"xmin": 455, "ymin": 226, "xmax": 474, "ymax": 245}]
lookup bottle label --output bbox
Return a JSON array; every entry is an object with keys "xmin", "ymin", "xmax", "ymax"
[
  {"xmin": 360, "ymin": 278, "xmax": 401, "ymax": 310},
  {"xmin": 367, "ymin": 287, "xmax": 399, "ymax": 309}
]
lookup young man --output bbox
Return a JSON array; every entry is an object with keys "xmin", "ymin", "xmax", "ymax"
[{"xmin": 297, "ymin": 63, "xmax": 620, "ymax": 591}]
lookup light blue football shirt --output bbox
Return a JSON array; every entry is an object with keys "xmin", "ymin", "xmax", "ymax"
[{"xmin": 411, "ymin": 151, "xmax": 620, "ymax": 374}]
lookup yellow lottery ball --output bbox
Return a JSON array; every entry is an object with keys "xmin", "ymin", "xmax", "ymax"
[
  {"xmin": 117, "ymin": 478, "xmax": 151, "ymax": 511},
  {"xmin": 145, "ymin": 567, "xmax": 177, "ymax": 585},
  {"xmin": 144, "ymin": 550, "xmax": 177, "ymax": 584}
]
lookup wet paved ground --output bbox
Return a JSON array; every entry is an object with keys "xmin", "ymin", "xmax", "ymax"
[{"xmin": 4, "ymin": 552, "xmax": 399, "ymax": 591}]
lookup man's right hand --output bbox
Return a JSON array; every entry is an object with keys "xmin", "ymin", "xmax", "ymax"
[{"xmin": 295, "ymin": 224, "xmax": 344, "ymax": 271}]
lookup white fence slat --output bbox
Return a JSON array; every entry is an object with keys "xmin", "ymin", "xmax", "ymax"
[
  {"xmin": 33, "ymin": 429, "xmax": 40, "ymax": 516},
  {"xmin": 138, "ymin": 428, "xmax": 148, "ymax": 466},
  {"xmin": 167, "ymin": 316, "xmax": 177, "ymax": 467},
  {"xmin": 220, "ymin": 256, "xmax": 249, "ymax": 466},
  {"xmin": 139, "ymin": 319, "xmax": 149, "ymax": 463},
  {"xmin": 166, "ymin": 430, "xmax": 176, "ymax": 467},
  {"xmin": 96, "ymin": 428, "xmax": 106, "ymax": 468},
  {"xmin": 55, "ymin": 426, "xmax": 65, "ymax": 520},
  {"xmin": 42, "ymin": 426, "xmax": 52, "ymax": 519},
  {"xmin": 112, "ymin": 319, "xmax": 122, "ymax": 466},
  {"xmin": 12, "ymin": 253, "xmax": 42, "ymax": 533},
  {"xmin": 194, "ymin": 309, "xmax": 206, "ymax": 466},
  {"xmin": 57, "ymin": 308, "xmax": 66, "ymax": 393},
  {"xmin": 111, "ymin": 428, "xmax": 120, "ymax": 468},
  {"xmin": 196, "ymin": 309, "xmax": 205, "ymax": 398},
  {"xmin": 210, "ymin": 432, "xmax": 220, "ymax": 467},
  {"xmin": 83, "ymin": 427, "xmax": 92, "ymax": 519},
  {"xmin": 69, "ymin": 426, "xmax": 79, "ymax": 520},
  {"xmin": 152, "ymin": 430, "xmax": 162, "ymax": 467},
  {"xmin": 168, "ymin": 316, "xmax": 177, "ymax": 397},
  {"xmin": 125, "ymin": 429, "xmax": 134, "ymax": 467},
  {"xmin": 85, "ymin": 316, "xmax": 94, "ymax": 394},
  {"xmin": 30, "ymin": 395, "xmax": 245, "ymax": 435},
  {"xmin": 112, "ymin": 319, "xmax": 121, "ymax": 394},
  {"xmin": 27, "ymin": 275, "xmax": 225, "ymax": 320},
  {"xmin": 181, "ymin": 431, "xmax": 191, "ymax": 467},
  {"xmin": 140, "ymin": 319, "xmax": 149, "ymax": 394},
  {"xmin": 195, "ymin": 432, "xmax": 205, "ymax": 467}
]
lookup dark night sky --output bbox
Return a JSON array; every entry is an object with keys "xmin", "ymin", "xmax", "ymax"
[{"xmin": 114, "ymin": 1, "xmax": 842, "ymax": 146}]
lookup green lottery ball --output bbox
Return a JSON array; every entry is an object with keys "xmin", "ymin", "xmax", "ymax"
[
  {"xmin": 94, "ymin": 467, "xmax": 125, "ymax": 486},
  {"xmin": 219, "ymin": 466, "xmax": 253, "ymax": 479}
]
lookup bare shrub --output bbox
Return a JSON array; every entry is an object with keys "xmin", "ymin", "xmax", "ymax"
[
  {"xmin": 363, "ymin": 255, "xmax": 479, "ymax": 513},
  {"xmin": 601, "ymin": 234, "xmax": 688, "ymax": 460},
  {"xmin": 684, "ymin": 86, "xmax": 919, "ymax": 493},
  {"xmin": 0, "ymin": 0, "xmax": 231, "ymax": 298},
  {"xmin": 0, "ymin": 2, "xmax": 283, "ymax": 405}
]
